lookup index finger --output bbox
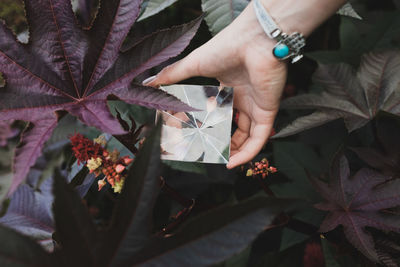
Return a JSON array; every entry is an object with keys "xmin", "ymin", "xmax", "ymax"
[
  {"xmin": 227, "ymin": 123, "xmax": 272, "ymax": 169},
  {"xmin": 144, "ymin": 48, "xmax": 204, "ymax": 87}
]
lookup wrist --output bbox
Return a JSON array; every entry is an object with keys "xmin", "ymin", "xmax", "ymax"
[
  {"xmin": 231, "ymin": 2, "xmax": 283, "ymax": 64},
  {"xmin": 258, "ymin": 0, "xmax": 347, "ymax": 37}
]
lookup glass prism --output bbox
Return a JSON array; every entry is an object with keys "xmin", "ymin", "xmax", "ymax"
[{"xmin": 156, "ymin": 84, "xmax": 233, "ymax": 164}]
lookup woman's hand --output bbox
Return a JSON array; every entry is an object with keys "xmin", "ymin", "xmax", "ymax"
[
  {"xmin": 144, "ymin": 0, "xmax": 346, "ymax": 168},
  {"xmin": 145, "ymin": 4, "xmax": 286, "ymax": 169}
]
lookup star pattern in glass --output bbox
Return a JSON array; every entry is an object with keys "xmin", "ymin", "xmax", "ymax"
[{"xmin": 157, "ymin": 85, "xmax": 233, "ymax": 164}]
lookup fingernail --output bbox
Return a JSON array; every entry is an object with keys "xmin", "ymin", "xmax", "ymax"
[
  {"xmin": 142, "ymin": 75, "xmax": 157, "ymax": 85},
  {"xmin": 226, "ymin": 162, "xmax": 232, "ymax": 169}
]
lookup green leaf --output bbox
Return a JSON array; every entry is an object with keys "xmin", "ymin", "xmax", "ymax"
[
  {"xmin": 216, "ymin": 246, "xmax": 251, "ymax": 267},
  {"xmin": 53, "ymin": 170, "xmax": 98, "ymax": 267},
  {"xmin": 0, "ymin": 172, "xmax": 12, "ymax": 203},
  {"xmin": 201, "ymin": 0, "xmax": 248, "ymax": 35},
  {"xmin": 128, "ymin": 196, "xmax": 294, "ymax": 266},
  {"xmin": 108, "ymin": 101, "xmax": 155, "ymax": 127},
  {"xmin": 254, "ymin": 243, "xmax": 305, "ymax": 267},
  {"xmin": 0, "ymin": 225, "xmax": 54, "ymax": 267},
  {"xmin": 279, "ymin": 228, "xmax": 309, "ymax": 251},
  {"xmin": 321, "ymin": 239, "xmax": 341, "ymax": 267},
  {"xmin": 270, "ymin": 141, "xmax": 322, "ymax": 200},
  {"xmin": 276, "ymin": 51, "xmax": 400, "ymax": 138},
  {"xmin": 163, "ymin": 160, "xmax": 207, "ymax": 175},
  {"xmin": 307, "ymin": 11, "xmax": 400, "ymax": 65},
  {"xmin": 138, "ymin": 0, "xmax": 179, "ymax": 21},
  {"xmin": 272, "ymin": 112, "xmax": 342, "ymax": 138},
  {"xmin": 97, "ymin": 121, "xmax": 162, "ymax": 267}
]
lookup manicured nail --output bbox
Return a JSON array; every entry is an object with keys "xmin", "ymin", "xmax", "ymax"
[{"xmin": 142, "ymin": 75, "xmax": 157, "ymax": 85}]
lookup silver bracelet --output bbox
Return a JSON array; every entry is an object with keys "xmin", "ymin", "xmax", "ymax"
[{"xmin": 253, "ymin": 0, "xmax": 305, "ymax": 63}]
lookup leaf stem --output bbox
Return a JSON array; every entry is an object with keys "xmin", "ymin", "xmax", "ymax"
[
  {"xmin": 257, "ymin": 176, "xmax": 276, "ymax": 197},
  {"xmin": 159, "ymin": 177, "xmax": 193, "ymax": 207}
]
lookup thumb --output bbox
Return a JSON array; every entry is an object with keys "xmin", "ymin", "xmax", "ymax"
[{"xmin": 143, "ymin": 49, "xmax": 202, "ymax": 87}]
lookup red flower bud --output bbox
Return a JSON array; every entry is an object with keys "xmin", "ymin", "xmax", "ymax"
[{"xmin": 115, "ymin": 164, "xmax": 125, "ymax": 173}]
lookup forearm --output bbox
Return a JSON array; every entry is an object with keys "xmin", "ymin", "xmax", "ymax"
[{"xmin": 260, "ymin": 0, "xmax": 347, "ymax": 36}]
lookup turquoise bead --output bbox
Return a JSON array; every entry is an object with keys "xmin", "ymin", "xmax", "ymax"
[{"xmin": 273, "ymin": 44, "xmax": 289, "ymax": 59}]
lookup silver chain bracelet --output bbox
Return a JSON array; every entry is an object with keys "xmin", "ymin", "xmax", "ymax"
[{"xmin": 253, "ymin": 0, "xmax": 306, "ymax": 63}]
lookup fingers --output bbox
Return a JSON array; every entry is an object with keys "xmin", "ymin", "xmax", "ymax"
[
  {"xmin": 230, "ymin": 112, "xmax": 251, "ymax": 154},
  {"xmin": 144, "ymin": 49, "xmax": 203, "ymax": 87},
  {"xmin": 227, "ymin": 124, "xmax": 273, "ymax": 169}
]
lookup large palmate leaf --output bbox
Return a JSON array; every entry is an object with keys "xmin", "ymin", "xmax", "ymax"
[
  {"xmin": 312, "ymin": 156, "xmax": 400, "ymax": 263},
  {"xmin": 275, "ymin": 51, "xmax": 400, "ymax": 138},
  {"xmin": 0, "ymin": 0, "xmax": 203, "ymax": 195}
]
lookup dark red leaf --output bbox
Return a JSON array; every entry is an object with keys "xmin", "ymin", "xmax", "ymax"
[
  {"xmin": 96, "ymin": 84, "xmax": 196, "ymax": 112},
  {"xmin": 83, "ymin": 0, "xmax": 141, "ymax": 95},
  {"xmin": 25, "ymin": 0, "xmax": 86, "ymax": 95},
  {"xmin": 312, "ymin": 155, "xmax": 400, "ymax": 263},
  {"xmin": 88, "ymin": 16, "xmax": 204, "ymax": 96},
  {"xmin": 10, "ymin": 117, "xmax": 58, "ymax": 195},
  {"xmin": 65, "ymin": 100, "xmax": 125, "ymax": 135}
]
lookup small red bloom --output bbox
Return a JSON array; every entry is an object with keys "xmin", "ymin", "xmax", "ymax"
[
  {"xmin": 70, "ymin": 134, "xmax": 104, "ymax": 165},
  {"xmin": 246, "ymin": 158, "xmax": 277, "ymax": 179},
  {"xmin": 70, "ymin": 134, "xmax": 135, "ymax": 193}
]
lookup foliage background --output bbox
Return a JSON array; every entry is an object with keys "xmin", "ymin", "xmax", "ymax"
[{"xmin": 0, "ymin": 0, "xmax": 399, "ymax": 266}]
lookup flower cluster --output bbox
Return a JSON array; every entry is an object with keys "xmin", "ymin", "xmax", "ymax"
[
  {"xmin": 70, "ymin": 134, "xmax": 133, "ymax": 193},
  {"xmin": 246, "ymin": 158, "xmax": 277, "ymax": 179}
]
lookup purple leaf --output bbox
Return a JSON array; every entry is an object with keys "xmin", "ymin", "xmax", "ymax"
[
  {"xmin": 312, "ymin": 155, "xmax": 400, "ymax": 263},
  {"xmin": 75, "ymin": 0, "xmax": 95, "ymax": 28},
  {"xmin": 0, "ymin": 178, "xmax": 54, "ymax": 251},
  {"xmin": 88, "ymin": 16, "xmax": 203, "ymax": 96},
  {"xmin": 94, "ymin": 84, "xmax": 197, "ymax": 112},
  {"xmin": 357, "ymin": 52, "xmax": 400, "ymax": 114},
  {"xmin": 65, "ymin": 100, "xmax": 125, "ymax": 135},
  {"xmin": 10, "ymin": 117, "xmax": 58, "ymax": 195},
  {"xmin": 0, "ymin": 225, "xmax": 55, "ymax": 266},
  {"xmin": 83, "ymin": 0, "xmax": 142, "ymax": 95},
  {"xmin": 0, "ymin": 22, "xmax": 70, "ymax": 97},
  {"xmin": 25, "ymin": 0, "xmax": 86, "ymax": 95},
  {"xmin": 0, "ymin": 0, "xmax": 202, "ymax": 194}
]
